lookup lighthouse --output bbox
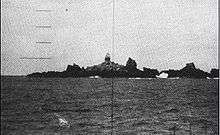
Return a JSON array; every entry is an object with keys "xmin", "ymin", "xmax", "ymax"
[{"xmin": 105, "ymin": 53, "xmax": 111, "ymax": 63}]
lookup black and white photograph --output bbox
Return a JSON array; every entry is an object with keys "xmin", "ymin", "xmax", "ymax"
[{"xmin": 1, "ymin": 0, "xmax": 219, "ymax": 134}]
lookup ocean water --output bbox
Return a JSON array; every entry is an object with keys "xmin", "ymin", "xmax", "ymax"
[{"xmin": 1, "ymin": 76, "xmax": 219, "ymax": 135}]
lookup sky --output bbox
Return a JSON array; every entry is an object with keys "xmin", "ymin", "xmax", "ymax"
[{"xmin": 1, "ymin": 0, "xmax": 218, "ymax": 75}]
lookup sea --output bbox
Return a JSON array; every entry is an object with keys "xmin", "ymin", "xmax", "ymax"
[{"xmin": 1, "ymin": 76, "xmax": 219, "ymax": 135}]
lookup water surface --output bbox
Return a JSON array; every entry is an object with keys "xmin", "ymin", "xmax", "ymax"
[{"xmin": 1, "ymin": 77, "xmax": 218, "ymax": 135}]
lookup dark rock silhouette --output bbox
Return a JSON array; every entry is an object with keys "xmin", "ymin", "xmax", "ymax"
[
  {"xmin": 66, "ymin": 63, "xmax": 82, "ymax": 73},
  {"xmin": 143, "ymin": 68, "xmax": 159, "ymax": 78},
  {"xmin": 85, "ymin": 53, "xmax": 125, "ymax": 77},
  {"xmin": 210, "ymin": 68, "xmax": 219, "ymax": 78},
  {"xmin": 161, "ymin": 63, "xmax": 211, "ymax": 78},
  {"xmin": 27, "ymin": 72, "xmax": 43, "ymax": 77},
  {"xmin": 64, "ymin": 63, "xmax": 83, "ymax": 77},
  {"xmin": 160, "ymin": 70, "xmax": 179, "ymax": 78},
  {"xmin": 125, "ymin": 57, "xmax": 137, "ymax": 71},
  {"xmin": 123, "ymin": 57, "xmax": 142, "ymax": 77},
  {"xmin": 179, "ymin": 63, "xmax": 210, "ymax": 78},
  {"xmin": 27, "ymin": 54, "xmax": 216, "ymax": 79}
]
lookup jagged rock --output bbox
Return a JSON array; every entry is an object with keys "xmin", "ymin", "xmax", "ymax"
[
  {"xmin": 125, "ymin": 57, "xmax": 137, "ymax": 71},
  {"xmin": 184, "ymin": 63, "xmax": 196, "ymax": 70},
  {"xmin": 86, "ymin": 61, "xmax": 125, "ymax": 77},
  {"xmin": 210, "ymin": 68, "xmax": 219, "ymax": 78},
  {"xmin": 63, "ymin": 63, "xmax": 83, "ymax": 77},
  {"xmin": 66, "ymin": 63, "xmax": 82, "ymax": 73},
  {"xmin": 27, "ymin": 54, "xmax": 214, "ymax": 79},
  {"xmin": 143, "ymin": 67, "xmax": 159, "ymax": 78},
  {"xmin": 161, "ymin": 70, "xmax": 180, "ymax": 78},
  {"xmin": 179, "ymin": 63, "xmax": 210, "ymax": 78},
  {"xmin": 86, "ymin": 53, "xmax": 125, "ymax": 76},
  {"xmin": 124, "ymin": 57, "xmax": 146, "ymax": 77},
  {"xmin": 161, "ymin": 63, "xmax": 210, "ymax": 78}
]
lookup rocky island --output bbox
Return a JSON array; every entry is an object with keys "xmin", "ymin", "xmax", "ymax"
[
  {"xmin": 160, "ymin": 63, "xmax": 218, "ymax": 79},
  {"xmin": 27, "ymin": 53, "xmax": 218, "ymax": 79}
]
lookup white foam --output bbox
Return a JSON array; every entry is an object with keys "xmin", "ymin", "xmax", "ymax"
[
  {"xmin": 89, "ymin": 76, "xmax": 100, "ymax": 79},
  {"xmin": 54, "ymin": 113, "xmax": 70, "ymax": 128},
  {"xmin": 128, "ymin": 77, "xmax": 142, "ymax": 80},
  {"xmin": 207, "ymin": 77, "xmax": 219, "ymax": 79},
  {"xmin": 168, "ymin": 77, "xmax": 179, "ymax": 79},
  {"xmin": 156, "ymin": 73, "xmax": 168, "ymax": 78}
]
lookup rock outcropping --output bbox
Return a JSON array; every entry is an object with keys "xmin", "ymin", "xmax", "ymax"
[
  {"xmin": 161, "ymin": 63, "xmax": 211, "ymax": 78},
  {"xmin": 210, "ymin": 68, "xmax": 219, "ymax": 78},
  {"xmin": 143, "ymin": 68, "xmax": 160, "ymax": 78},
  {"xmin": 27, "ymin": 54, "xmax": 217, "ymax": 79},
  {"xmin": 85, "ymin": 53, "xmax": 125, "ymax": 77}
]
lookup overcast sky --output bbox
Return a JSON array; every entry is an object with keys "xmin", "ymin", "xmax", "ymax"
[{"xmin": 1, "ymin": 0, "xmax": 218, "ymax": 75}]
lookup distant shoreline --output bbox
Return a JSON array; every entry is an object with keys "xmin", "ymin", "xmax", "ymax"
[{"xmin": 26, "ymin": 54, "xmax": 219, "ymax": 79}]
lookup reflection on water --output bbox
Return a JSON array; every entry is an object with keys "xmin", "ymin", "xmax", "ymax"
[{"xmin": 1, "ymin": 77, "xmax": 218, "ymax": 134}]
